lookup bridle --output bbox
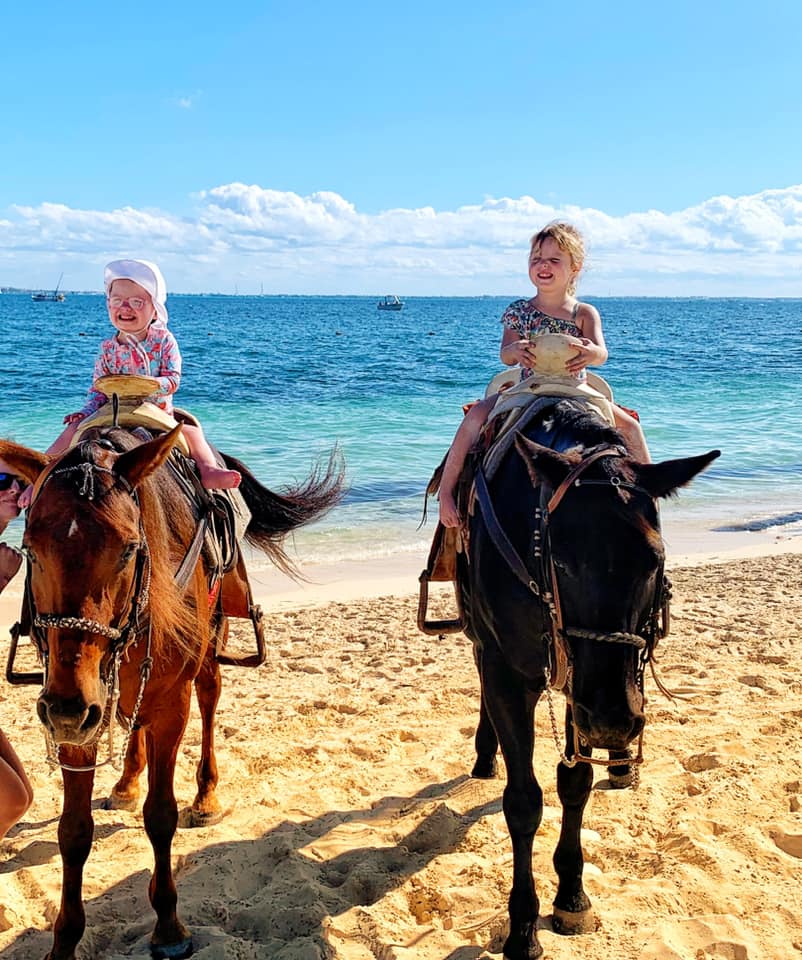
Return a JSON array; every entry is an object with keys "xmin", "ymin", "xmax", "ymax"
[
  {"xmin": 25, "ymin": 453, "xmax": 154, "ymax": 772},
  {"xmin": 472, "ymin": 444, "xmax": 670, "ymax": 770}
]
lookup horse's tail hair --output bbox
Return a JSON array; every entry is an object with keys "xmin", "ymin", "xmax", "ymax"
[{"xmin": 221, "ymin": 447, "xmax": 346, "ymax": 578}]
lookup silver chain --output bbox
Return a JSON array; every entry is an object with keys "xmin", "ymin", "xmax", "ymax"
[
  {"xmin": 543, "ymin": 669, "xmax": 578, "ymax": 768},
  {"xmin": 35, "ymin": 615, "xmax": 121, "ymax": 640},
  {"xmin": 44, "ymin": 644, "xmax": 152, "ymax": 773}
]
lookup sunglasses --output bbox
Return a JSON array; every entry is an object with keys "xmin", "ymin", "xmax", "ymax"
[
  {"xmin": 108, "ymin": 296, "xmax": 148, "ymax": 310},
  {"xmin": 0, "ymin": 472, "xmax": 22, "ymax": 491}
]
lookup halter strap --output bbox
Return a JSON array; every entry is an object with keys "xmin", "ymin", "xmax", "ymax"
[{"xmin": 547, "ymin": 446, "xmax": 625, "ymax": 512}]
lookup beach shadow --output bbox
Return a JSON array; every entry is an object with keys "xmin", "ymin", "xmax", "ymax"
[{"xmin": 0, "ymin": 775, "xmax": 505, "ymax": 958}]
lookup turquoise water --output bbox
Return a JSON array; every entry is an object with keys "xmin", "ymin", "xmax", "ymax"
[{"xmin": 2, "ymin": 293, "xmax": 800, "ymax": 566}]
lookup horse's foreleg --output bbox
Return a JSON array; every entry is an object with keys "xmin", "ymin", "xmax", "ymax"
[
  {"xmin": 480, "ymin": 650, "xmax": 543, "ymax": 960},
  {"xmin": 552, "ymin": 705, "xmax": 596, "ymax": 936},
  {"xmin": 187, "ymin": 639, "xmax": 223, "ymax": 827},
  {"xmin": 471, "ymin": 689, "xmax": 499, "ymax": 779},
  {"xmin": 106, "ymin": 726, "xmax": 146, "ymax": 811},
  {"xmin": 144, "ymin": 702, "xmax": 193, "ymax": 960},
  {"xmin": 47, "ymin": 754, "xmax": 96, "ymax": 960}
]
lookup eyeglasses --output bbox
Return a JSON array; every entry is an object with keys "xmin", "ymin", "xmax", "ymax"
[
  {"xmin": 108, "ymin": 296, "xmax": 148, "ymax": 310},
  {"xmin": 0, "ymin": 472, "xmax": 22, "ymax": 491}
]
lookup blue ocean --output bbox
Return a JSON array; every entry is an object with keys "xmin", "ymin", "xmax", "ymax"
[{"xmin": 2, "ymin": 293, "xmax": 800, "ymax": 568}]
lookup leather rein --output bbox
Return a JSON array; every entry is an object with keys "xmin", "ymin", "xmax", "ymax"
[{"xmin": 472, "ymin": 444, "xmax": 670, "ymax": 769}]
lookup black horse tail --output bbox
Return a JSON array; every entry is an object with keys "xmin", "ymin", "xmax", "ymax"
[{"xmin": 221, "ymin": 447, "xmax": 346, "ymax": 577}]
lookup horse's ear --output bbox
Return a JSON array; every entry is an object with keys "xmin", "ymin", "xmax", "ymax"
[
  {"xmin": 0, "ymin": 439, "xmax": 50, "ymax": 486},
  {"xmin": 635, "ymin": 449, "xmax": 721, "ymax": 500},
  {"xmin": 514, "ymin": 434, "xmax": 575, "ymax": 488},
  {"xmin": 114, "ymin": 425, "xmax": 184, "ymax": 491}
]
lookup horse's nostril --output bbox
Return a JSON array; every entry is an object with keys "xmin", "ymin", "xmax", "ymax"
[
  {"xmin": 82, "ymin": 703, "xmax": 103, "ymax": 731},
  {"xmin": 36, "ymin": 699, "xmax": 50, "ymax": 727}
]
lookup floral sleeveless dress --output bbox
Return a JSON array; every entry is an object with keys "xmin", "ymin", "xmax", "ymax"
[{"xmin": 501, "ymin": 298, "xmax": 585, "ymax": 381}]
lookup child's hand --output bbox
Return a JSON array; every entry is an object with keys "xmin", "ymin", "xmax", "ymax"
[
  {"xmin": 564, "ymin": 337, "xmax": 596, "ymax": 373},
  {"xmin": 63, "ymin": 411, "xmax": 86, "ymax": 425},
  {"xmin": 504, "ymin": 338, "xmax": 538, "ymax": 367}
]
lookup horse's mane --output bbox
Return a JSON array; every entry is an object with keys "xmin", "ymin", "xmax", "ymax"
[
  {"xmin": 531, "ymin": 398, "xmax": 626, "ymax": 454},
  {"xmin": 533, "ymin": 400, "xmax": 663, "ymax": 552},
  {"xmin": 54, "ymin": 431, "xmax": 203, "ymax": 662}
]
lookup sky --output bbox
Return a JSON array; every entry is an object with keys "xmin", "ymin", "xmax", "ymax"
[{"xmin": 2, "ymin": 0, "xmax": 802, "ymax": 296}]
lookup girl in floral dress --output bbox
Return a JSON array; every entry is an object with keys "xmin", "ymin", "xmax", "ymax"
[{"xmin": 438, "ymin": 221, "xmax": 649, "ymax": 528}]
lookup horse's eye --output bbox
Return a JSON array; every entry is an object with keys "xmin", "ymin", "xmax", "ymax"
[{"xmin": 121, "ymin": 543, "xmax": 138, "ymax": 564}]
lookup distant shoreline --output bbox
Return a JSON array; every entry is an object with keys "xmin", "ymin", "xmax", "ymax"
[{"xmin": 4, "ymin": 289, "xmax": 802, "ymax": 301}]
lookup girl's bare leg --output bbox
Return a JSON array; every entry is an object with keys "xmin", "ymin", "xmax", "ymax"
[
  {"xmin": 19, "ymin": 421, "xmax": 81, "ymax": 509},
  {"xmin": 439, "ymin": 396, "xmax": 497, "ymax": 527},
  {"xmin": 181, "ymin": 424, "xmax": 241, "ymax": 490},
  {"xmin": 613, "ymin": 408, "xmax": 651, "ymax": 463}
]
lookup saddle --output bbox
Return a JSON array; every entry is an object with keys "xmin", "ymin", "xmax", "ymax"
[
  {"xmin": 418, "ymin": 382, "xmax": 615, "ymax": 636},
  {"xmin": 73, "ymin": 376, "xmax": 192, "ymax": 457}
]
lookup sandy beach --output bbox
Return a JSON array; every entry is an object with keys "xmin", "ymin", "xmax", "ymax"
[{"xmin": 1, "ymin": 532, "xmax": 801, "ymax": 959}]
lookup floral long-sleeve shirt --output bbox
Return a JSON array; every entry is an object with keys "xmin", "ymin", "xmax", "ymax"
[{"xmin": 80, "ymin": 325, "xmax": 182, "ymax": 417}]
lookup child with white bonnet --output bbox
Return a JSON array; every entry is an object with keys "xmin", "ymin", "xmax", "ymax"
[{"xmin": 29, "ymin": 258, "xmax": 240, "ymax": 492}]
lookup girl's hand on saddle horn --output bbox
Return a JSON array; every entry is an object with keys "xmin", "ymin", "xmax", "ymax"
[
  {"xmin": 501, "ymin": 338, "xmax": 536, "ymax": 368},
  {"xmin": 564, "ymin": 337, "xmax": 597, "ymax": 373},
  {"xmin": 63, "ymin": 411, "xmax": 87, "ymax": 425}
]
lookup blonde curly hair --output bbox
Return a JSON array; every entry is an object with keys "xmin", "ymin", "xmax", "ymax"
[{"xmin": 529, "ymin": 221, "xmax": 585, "ymax": 296}]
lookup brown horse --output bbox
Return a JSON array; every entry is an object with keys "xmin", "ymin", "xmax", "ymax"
[{"xmin": 0, "ymin": 425, "xmax": 343, "ymax": 960}]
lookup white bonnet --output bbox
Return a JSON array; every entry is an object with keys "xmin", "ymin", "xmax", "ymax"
[{"xmin": 104, "ymin": 259, "xmax": 168, "ymax": 326}]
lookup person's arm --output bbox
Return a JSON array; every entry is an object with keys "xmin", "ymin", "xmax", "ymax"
[
  {"xmin": 565, "ymin": 303, "xmax": 609, "ymax": 373},
  {"xmin": 0, "ymin": 543, "xmax": 22, "ymax": 594},
  {"xmin": 153, "ymin": 331, "xmax": 181, "ymax": 398}
]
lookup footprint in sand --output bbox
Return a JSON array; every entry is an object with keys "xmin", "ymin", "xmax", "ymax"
[
  {"xmin": 682, "ymin": 753, "xmax": 722, "ymax": 773},
  {"xmin": 768, "ymin": 827, "xmax": 802, "ymax": 859}
]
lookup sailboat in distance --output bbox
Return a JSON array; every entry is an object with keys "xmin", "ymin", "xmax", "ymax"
[{"xmin": 32, "ymin": 273, "xmax": 66, "ymax": 302}]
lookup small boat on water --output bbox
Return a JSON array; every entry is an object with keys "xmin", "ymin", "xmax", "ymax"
[
  {"xmin": 377, "ymin": 295, "xmax": 403, "ymax": 311},
  {"xmin": 32, "ymin": 273, "xmax": 66, "ymax": 302}
]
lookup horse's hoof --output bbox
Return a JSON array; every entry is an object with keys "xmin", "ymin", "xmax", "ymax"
[
  {"xmin": 502, "ymin": 928, "xmax": 543, "ymax": 959},
  {"xmin": 103, "ymin": 792, "xmax": 139, "ymax": 812},
  {"xmin": 551, "ymin": 905, "xmax": 597, "ymax": 936},
  {"xmin": 150, "ymin": 936, "xmax": 193, "ymax": 959},
  {"xmin": 471, "ymin": 756, "xmax": 498, "ymax": 779},
  {"xmin": 178, "ymin": 804, "xmax": 225, "ymax": 829},
  {"xmin": 607, "ymin": 767, "xmax": 634, "ymax": 789}
]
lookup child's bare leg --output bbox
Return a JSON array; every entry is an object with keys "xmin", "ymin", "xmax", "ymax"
[
  {"xmin": 439, "ymin": 396, "xmax": 496, "ymax": 528},
  {"xmin": 613, "ymin": 408, "xmax": 651, "ymax": 463},
  {"xmin": 18, "ymin": 421, "xmax": 81, "ymax": 509},
  {"xmin": 0, "ymin": 728, "xmax": 33, "ymax": 839},
  {"xmin": 46, "ymin": 421, "xmax": 80, "ymax": 457},
  {"xmin": 181, "ymin": 424, "xmax": 241, "ymax": 490}
]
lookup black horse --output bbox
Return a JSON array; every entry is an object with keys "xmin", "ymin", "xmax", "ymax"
[{"xmin": 455, "ymin": 398, "xmax": 719, "ymax": 960}]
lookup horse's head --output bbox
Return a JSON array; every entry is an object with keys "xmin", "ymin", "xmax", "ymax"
[
  {"xmin": 0, "ymin": 428, "xmax": 181, "ymax": 746},
  {"xmin": 515, "ymin": 434, "xmax": 720, "ymax": 752}
]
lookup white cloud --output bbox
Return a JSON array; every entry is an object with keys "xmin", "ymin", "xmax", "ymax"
[
  {"xmin": 174, "ymin": 90, "xmax": 201, "ymax": 110},
  {"xmin": 2, "ymin": 183, "xmax": 802, "ymax": 295}
]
